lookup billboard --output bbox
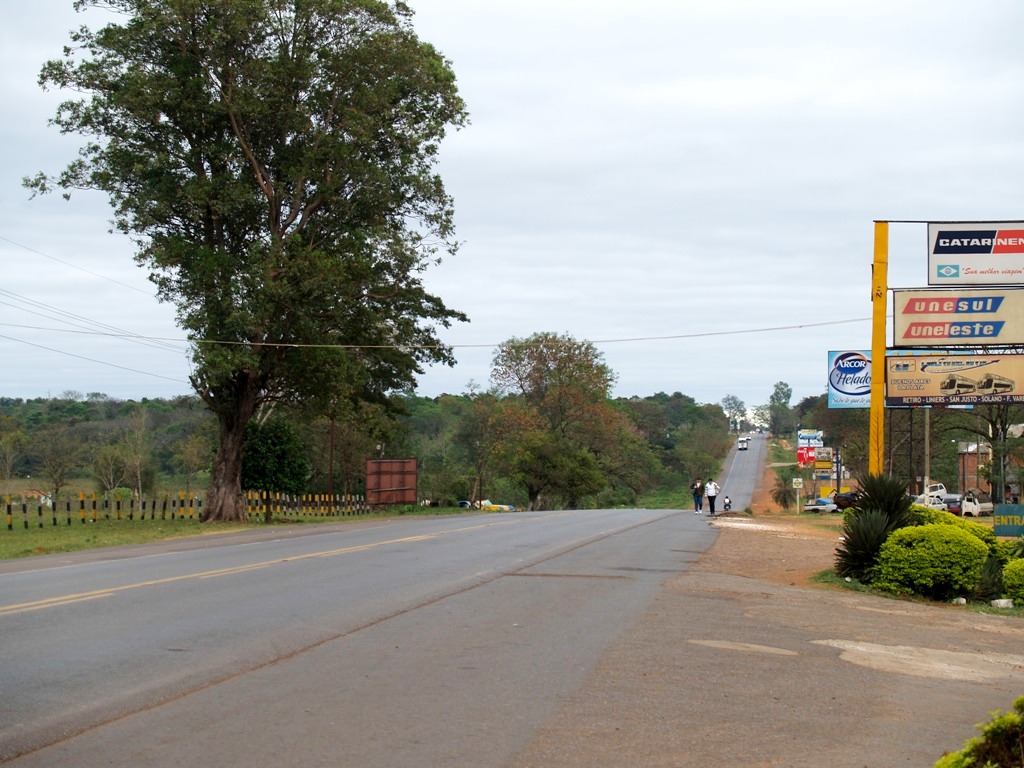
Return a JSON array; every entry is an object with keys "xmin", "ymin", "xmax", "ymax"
[
  {"xmin": 928, "ymin": 222, "xmax": 1024, "ymax": 285},
  {"xmin": 893, "ymin": 288, "xmax": 1024, "ymax": 347},
  {"xmin": 828, "ymin": 350, "xmax": 871, "ymax": 408},
  {"xmin": 366, "ymin": 458, "xmax": 418, "ymax": 506},
  {"xmin": 885, "ymin": 353, "xmax": 1024, "ymax": 406}
]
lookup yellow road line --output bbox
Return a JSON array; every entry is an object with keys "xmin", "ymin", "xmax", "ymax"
[{"xmin": 0, "ymin": 522, "xmax": 519, "ymax": 616}]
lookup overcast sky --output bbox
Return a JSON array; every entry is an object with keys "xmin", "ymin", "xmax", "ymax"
[{"xmin": 2, "ymin": 1, "xmax": 1023, "ymax": 411}]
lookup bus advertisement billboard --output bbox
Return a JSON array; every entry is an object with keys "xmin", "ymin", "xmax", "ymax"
[{"xmin": 886, "ymin": 354, "xmax": 1024, "ymax": 406}]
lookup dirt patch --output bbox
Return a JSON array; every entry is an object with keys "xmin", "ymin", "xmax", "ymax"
[{"xmin": 511, "ymin": 461, "xmax": 1024, "ymax": 768}]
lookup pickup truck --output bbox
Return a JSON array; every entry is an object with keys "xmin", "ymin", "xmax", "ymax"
[{"xmin": 961, "ymin": 490, "xmax": 993, "ymax": 517}]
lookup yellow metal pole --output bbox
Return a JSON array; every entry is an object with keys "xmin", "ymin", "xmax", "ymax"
[{"xmin": 869, "ymin": 221, "xmax": 889, "ymax": 475}]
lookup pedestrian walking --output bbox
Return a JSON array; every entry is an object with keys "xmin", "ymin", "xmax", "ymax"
[
  {"xmin": 705, "ymin": 478, "xmax": 721, "ymax": 515},
  {"xmin": 689, "ymin": 478, "xmax": 704, "ymax": 513}
]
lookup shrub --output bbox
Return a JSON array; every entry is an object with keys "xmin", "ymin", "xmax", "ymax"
[
  {"xmin": 1004, "ymin": 559, "xmax": 1024, "ymax": 603},
  {"xmin": 935, "ymin": 695, "xmax": 1024, "ymax": 767},
  {"xmin": 835, "ymin": 474, "xmax": 917, "ymax": 581},
  {"xmin": 872, "ymin": 524, "xmax": 988, "ymax": 601},
  {"xmin": 911, "ymin": 508, "xmax": 1000, "ymax": 555},
  {"xmin": 973, "ymin": 555, "xmax": 1004, "ymax": 603},
  {"xmin": 835, "ymin": 508, "xmax": 892, "ymax": 582},
  {"xmin": 857, "ymin": 473, "xmax": 913, "ymax": 515},
  {"xmin": 1009, "ymin": 534, "xmax": 1024, "ymax": 560},
  {"xmin": 769, "ymin": 475, "xmax": 795, "ymax": 509}
]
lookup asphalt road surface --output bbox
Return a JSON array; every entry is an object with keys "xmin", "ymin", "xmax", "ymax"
[
  {"xmin": 716, "ymin": 430, "xmax": 765, "ymax": 511},
  {"xmin": 0, "ymin": 508, "xmax": 720, "ymax": 766}
]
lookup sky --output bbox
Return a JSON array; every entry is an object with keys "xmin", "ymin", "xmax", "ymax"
[{"xmin": 2, "ymin": 1, "xmax": 1023, "ymax": 412}]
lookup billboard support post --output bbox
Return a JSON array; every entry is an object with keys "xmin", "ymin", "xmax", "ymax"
[{"xmin": 869, "ymin": 221, "xmax": 888, "ymax": 476}]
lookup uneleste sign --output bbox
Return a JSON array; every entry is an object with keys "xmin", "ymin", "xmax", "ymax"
[{"xmin": 892, "ymin": 288, "xmax": 1024, "ymax": 347}]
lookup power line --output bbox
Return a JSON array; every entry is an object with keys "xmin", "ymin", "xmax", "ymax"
[
  {"xmin": 0, "ymin": 234, "xmax": 153, "ymax": 295},
  {"xmin": 0, "ymin": 333, "xmax": 188, "ymax": 384},
  {"xmin": 0, "ymin": 315, "xmax": 874, "ymax": 350}
]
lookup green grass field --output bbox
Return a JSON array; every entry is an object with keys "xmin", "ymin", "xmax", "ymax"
[{"xmin": 0, "ymin": 503, "xmax": 500, "ymax": 561}]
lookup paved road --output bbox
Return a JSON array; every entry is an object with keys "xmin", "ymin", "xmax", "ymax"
[
  {"xmin": 0, "ymin": 509, "xmax": 719, "ymax": 766},
  {"xmin": 717, "ymin": 431, "xmax": 765, "ymax": 511}
]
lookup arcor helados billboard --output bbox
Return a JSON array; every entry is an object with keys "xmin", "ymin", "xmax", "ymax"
[{"xmin": 828, "ymin": 351, "xmax": 870, "ymax": 409}]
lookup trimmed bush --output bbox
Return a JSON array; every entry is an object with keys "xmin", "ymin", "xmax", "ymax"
[
  {"xmin": 872, "ymin": 524, "xmax": 988, "ymax": 601},
  {"xmin": 935, "ymin": 695, "xmax": 1024, "ymax": 767},
  {"xmin": 1004, "ymin": 559, "xmax": 1024, "ymax": 603},
  {"xmin": 911, "ymin": 507, "xmax": 994, "ymax": 540}
]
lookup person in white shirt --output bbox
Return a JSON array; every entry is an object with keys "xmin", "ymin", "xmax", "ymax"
[{"xmin": 705, "ymin": 478, "xmax": 721, "ymax": 515}]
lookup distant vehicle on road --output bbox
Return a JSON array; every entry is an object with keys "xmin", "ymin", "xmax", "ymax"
[{"xmin": 737, "ymin": 437, "xmax": 749, "ymax": 451}]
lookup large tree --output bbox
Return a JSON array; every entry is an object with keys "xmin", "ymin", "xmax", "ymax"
[
  {"xmin": 767, "ymin": 381, "xmax": 794, "ymax": 438},
  {"xmin": 490, "ymin": 332, "xmax": 618, "ymax": 509},
  {"xmin": 720, "ymin": 394, "xmax": 746, "ymax": 433},
  {"xmin": 29, "ymin": 0, "xmax": 468, "ymax": 520}
]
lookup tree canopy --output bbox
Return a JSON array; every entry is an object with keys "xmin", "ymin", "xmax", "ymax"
[{"xmin": 29, "ymin": 0, "xmax": 469, "ymax": 520}]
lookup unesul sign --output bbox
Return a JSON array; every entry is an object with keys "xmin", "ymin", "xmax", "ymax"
[{"xmin": 893, "ymin": 288, "xmax": 1024, "ymax": 347}]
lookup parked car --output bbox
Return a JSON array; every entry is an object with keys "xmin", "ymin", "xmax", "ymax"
[
  {"xmin": 831, "ymin": 490, "xmax": 860, "ymax": 510},
  {"xmin": 913, "ymin": 493, "xmax": 947, "ymax": 511},
  {"xmin": 803, "ymin": 497, "xmax": 838, "ymax": 514},
  {"xmin": 962, "ymin": 490, "xmax": 994, "ymax": 517},
  {"xmin": 479, "ymin": 499, "xmax": 516, "ymax": 512},
  {"xmin": 942, "ymin": 494, "xmax": 963, "ymax": 516}
]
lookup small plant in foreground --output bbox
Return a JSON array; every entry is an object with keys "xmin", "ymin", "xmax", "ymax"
[{"xmin": 935, "ymin": 695, "xmax": 1024, "ymax": 767}]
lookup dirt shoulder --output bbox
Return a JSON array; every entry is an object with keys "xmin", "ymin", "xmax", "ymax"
[{"xmin": 510, "ymin": 458, "xmax": 1024, "ymax": 768}]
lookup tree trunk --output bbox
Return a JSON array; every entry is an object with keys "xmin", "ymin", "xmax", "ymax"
[
  {"xmin": 201, "ymin": 377, "xmax": 262, "ymax": 522},
  {"xmin": 204, "ymin": 426, "xmax": 248, "ymax": 521}
]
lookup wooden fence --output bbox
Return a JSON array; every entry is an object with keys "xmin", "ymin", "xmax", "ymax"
[
  {"xmin": 4, "ymin": 490, "xmax": 371, "ymax": 530},
  {"xmin": 244, "ymin": 490, "xmax": 370, "ymax": 521}
]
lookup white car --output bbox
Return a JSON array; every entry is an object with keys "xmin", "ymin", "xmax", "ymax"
[
  {"xmin": 803, "ymin": 497, "xmax": 838, "ymax": 514},
  {"xmin": 913, "ymin": 493, "xmax": 947, "ymax": 511}
]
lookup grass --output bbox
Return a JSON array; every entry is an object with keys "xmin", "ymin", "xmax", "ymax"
[
  {"xmin": 0, "ymin": 518, "xmax": 251, "ymax": 560},
  {"xmin": 0, "ymin": 504, "xmax": 491, "ymax": 561},
  {"xmin": 637, "ymin": 486, "xmax": 690, "ymax": 509}
]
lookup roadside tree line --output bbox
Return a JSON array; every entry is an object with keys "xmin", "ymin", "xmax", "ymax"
[{"xmin": 0, "ymin": 334, "xmax": 750, "ymax": 513}]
